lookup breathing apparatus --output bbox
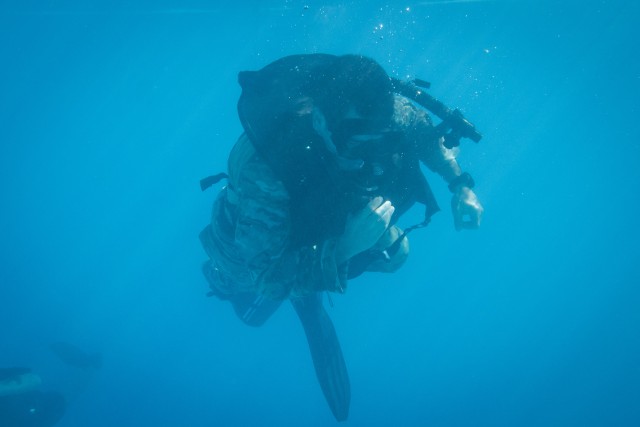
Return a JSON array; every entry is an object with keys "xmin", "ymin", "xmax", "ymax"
[
  {"xmin": 391, "ymin": 78, "xmax": 482, "ymax": 148},
  {"xmin": 325, "ymin": 77, "xmax": 482, "ymax": 199}
]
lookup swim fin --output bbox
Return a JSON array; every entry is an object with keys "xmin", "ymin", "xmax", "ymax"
[{"xmin": 291, "ymin": 293, "xmax": 350, "ymax": 421}]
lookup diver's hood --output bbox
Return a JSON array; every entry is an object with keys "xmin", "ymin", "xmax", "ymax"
[{"xmin": 238, "ymin": 54, "xmax": 339, "ymax": 151}]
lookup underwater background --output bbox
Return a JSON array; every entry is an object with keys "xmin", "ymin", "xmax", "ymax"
[{"xmin": 1, "ymin": 0, "xmax": 639, "ymax": 426}]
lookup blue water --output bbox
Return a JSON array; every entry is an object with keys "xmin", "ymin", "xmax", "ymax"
[{"xmin": 1, "ymin": 1, "xmax": 639, "ymax": 426}]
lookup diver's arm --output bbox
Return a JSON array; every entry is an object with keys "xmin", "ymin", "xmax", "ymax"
[
  {"xmin": 418, "ymin": 135, "xmax": 461, "ymax": 180},
  {"xmin": 420, "ymin": 137, "xmax": 484, "ymax": 230},
  {"xmin": 395, "ymin": 94, "xmax": 483, "ymax": 229}
]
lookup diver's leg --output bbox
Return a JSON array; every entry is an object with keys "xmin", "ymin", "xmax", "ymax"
[
  {"xmin": 202, "ymin": 261, "xmax": 282, "ymax": 327},
  {"xmin": 291, "ymin": 293, "xmax": 350, "ymax": 421},
  {"xmin": 201, "ymin": 201, "xmax": 284, "ymax": 328},
  {"xmin": 227, "ymin": 292, "xmax": 282, "ymax": 327},
  {"xmin": 346, "ymin": 225, "xmax": 410, "ymax": 279}
]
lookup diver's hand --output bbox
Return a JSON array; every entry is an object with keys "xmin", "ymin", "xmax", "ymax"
[
  {"xmin": 451, "ymin": 186, "xmax": 483, "ymax": 231},
  {"xmin": 336, "ymin": 196, "xmax": 394, "ymax": 263}
]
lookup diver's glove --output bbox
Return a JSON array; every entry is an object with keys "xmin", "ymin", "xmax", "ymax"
[{"xmin": 450, "ymin": 173, "xmax": 483, "ymax": 230}]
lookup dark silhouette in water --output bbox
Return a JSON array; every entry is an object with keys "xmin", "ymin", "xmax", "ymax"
[
  {"xmin": 0, "ymin": 368, "xmax": 32, "ymax": 382},
  {"xmin": 0, "ymin": 342, "xmax": 102, "ymax": 426},
  {"xmin": 49, "ymin": 342, "xmax": 102, "ymax": 370},
  {"xmin": 0, "ymin": 368, "xmax": 66, "ymax": 427},
  {"xmin": 199, "ymin": 54, "xmax": 483, "ymax": 421},
  {"xmin": 291, "ymin": 293, "xmax": 350, "ymax": 420}
]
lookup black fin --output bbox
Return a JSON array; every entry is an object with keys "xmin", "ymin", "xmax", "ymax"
[{"xmin": 291, "ymin": 293, "xmax": 350, "ymax": 421}]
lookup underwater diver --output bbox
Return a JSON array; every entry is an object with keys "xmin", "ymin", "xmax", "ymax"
[
  {"xmin": 1, "ymin": 342, "xmax": 101, "ymax": 426},
  {"xmin": 199, "ymin": 54, "xmax": 484, "ymax": 421},
  {"xmin": 0, "ymin": 368, "xmax": 66, "ymax": 427}
]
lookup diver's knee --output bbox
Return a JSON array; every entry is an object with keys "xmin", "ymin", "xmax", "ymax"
[
  {"xmin": 366, "ymin": 233, "xmax": 409, "ymax": 273},
  {"xmin": 382, "ymin": 238, "xmax": 409, "ymax": 272}
]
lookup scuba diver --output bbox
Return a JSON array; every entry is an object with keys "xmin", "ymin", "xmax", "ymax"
[
  {"xmin": 0, "ymin": 368, "xmax": 66, "ymax": 427},
  {"xmin": 199, "ymin": 54, "xmax": 484, "ymax": 421},
  {"xmin": 1, "ymin": 342, "xmax": 101, "ymax": 426}
]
